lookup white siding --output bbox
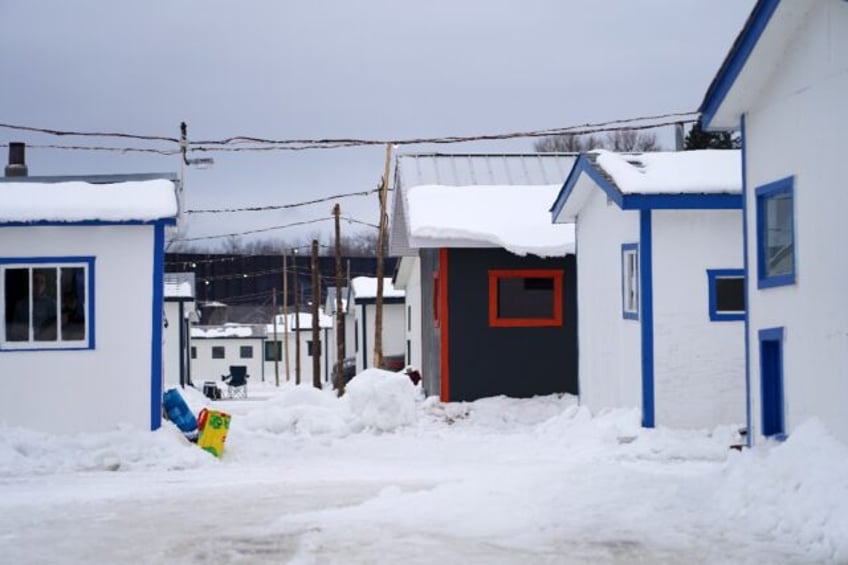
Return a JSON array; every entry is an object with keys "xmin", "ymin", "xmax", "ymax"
[
  {"xmin": 351, "ymin": 302, "xmax": 406, "ymax": 373},
  {"xmin": 261, "ymin": 330, "xmax": 327, "ymax": 385},
  {"xmin": 744, "ymin": 1, "xmax": 848, "ymax": 443},
  {"xmin": 404, "ymin": 258, "xmax": 423, "ymax": 371},
  {"xmin": 575, "ymin": 186, "xmax": 642, "ymax": 413},
  {"xmin": 0, "ymin": 225, "xmax": 155, "ymax": 433},
  {"xmin": 652, "ymin": 210, "xmax": 745, "ymax": 429},
  {"xmin": 191, "ymin": 337, "xmax": 265, "ymax": 386}
]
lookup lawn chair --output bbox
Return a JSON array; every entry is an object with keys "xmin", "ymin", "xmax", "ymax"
[{"xmin": 221, "ymin": 365, "xmax": 249, "ymax": 399}]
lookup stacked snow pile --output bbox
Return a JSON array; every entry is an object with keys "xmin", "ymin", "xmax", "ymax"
[
  {"xmin": 345, "ymin": 369, "xmax": 418, "ymax": 431},
  {"xmin": 235, "ymin": 383, "xmax": 350, "ymax": 436}
]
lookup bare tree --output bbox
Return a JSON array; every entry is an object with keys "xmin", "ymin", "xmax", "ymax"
[
  {"xmin": 605, "ymin": 129, "xmax": 659, "ymax": 152},
  {"xmin": 534, "ymin": 128, "xmax": 660, "ymax": 153},
  {"xmin": 533, "ymin": 133, "xmax": 602, "ymax": 153}
]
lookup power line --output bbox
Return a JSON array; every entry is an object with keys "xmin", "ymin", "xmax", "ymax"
[
  {"xmin": 186, "ymin": 187, "xmax": 385, "ymax": 214},
  {"xmin": 171, "ymin": 215, "xmax": 379, "ymax": 243},
  {"xmin": 1, "ymin": 112, "xmax": 699, "ymax": 154},
  {"xmin": 0, "ymin": 122, "xmax": 178, "ymax": 143},
  {"xmin": 0, "ymin": 142, "xmax": 178, "ymax": 155}
]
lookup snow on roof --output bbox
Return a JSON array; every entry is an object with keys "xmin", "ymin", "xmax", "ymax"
[
  {"xmin": 191, "ymin": 324, "xmax": 262, "ymax": 339},
  {"xmin": 391, "ymin": 153, "xmax": 577, "ymax": 258},
  {"xmin": 270, "ymin": 311, "xmax": 334, "ymax": 331},
  {"xmin": 0, "ymin": 179, "xmax": 178, "ymax": 223},
  {"xmin": 164, "ymin": 272, "xmax": 195, "ymax": 299},
  {"xmin": 593, "ymin": 150, "xmax": 742, "ymax": 195},
  {"xmin": 405, "ymin": 184, "xmax": 575, "ymax": 257},
  {"xmin": 351, "ymin": 276, "xmax": 404, "ymax": 300}
]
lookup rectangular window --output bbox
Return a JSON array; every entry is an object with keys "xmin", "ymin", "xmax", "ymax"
[
  {"xmin": 211, "ymin": 346, "xmax": 225, "ymax": 359},
  {"xmin": 191, "ymin": 346, "xmax": 197, "ymax": 359},
  {"xmin": 264, "ymin": 340, "xmax": 281, "ymax": 361},
  {"xmin": 707, "ymin": 269, "xmax": 745, "ymax": 321},
  {"xmin": 756, "ymin": 177, "xmax": 795, "ymax": 288},
  {"xmin": 488, "ymin": 269, "xmax": 563, "ymax": 328},
  {"xmin": 307, "ymin": 340, "xmax": 320, "ymax": 357},
  {"xmin": 621, "ymin": 244, "xmax": 639, "ymax": 320},
  {"xmin": 240, "ymin": 345, "xmax": 253, "ymax": 359},
  {"xmin": 1, "ymin": 258, "xmax": 93, "ymax": 350}
]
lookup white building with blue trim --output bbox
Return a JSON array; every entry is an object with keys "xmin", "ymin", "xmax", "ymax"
[
  {"xmin": 0, "ymin": 165, "xmax": 178, "ymax": 433},
  {"xmin": 551, "ymin": 150, "xmax": 745, "ymax": 429},
  {"xmin": 700, "ymin": 0, "xmax": 848, "ymax": 444}
]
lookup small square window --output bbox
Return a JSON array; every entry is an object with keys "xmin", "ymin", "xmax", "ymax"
[
  {"xmin": 264, "ymin": 341, "xmax": 281, "ymax": 361},
  {"xmin": 707, "ymin": 269, "xmax": 745, "ymax": 321},
  {"xmin": 488, "ymin": 270, "xmax": 563, "ymax": 327},
  {"xmin": 240, "ymin": 345, "xmax": 253, "ymax": 359},
  {"xmin": 756, "ymin": 177, "xmax": 795, "ymax": 288},
  {"xmin": 211, "ymin": 346, "xmax": 225, "ymax": 359},
  {"xmin": 621, "ymin": 244, "xmax": 639, "ymax": 320},
  {"xmin": 307, "ymin": 340, "xmax": 320, "ymax": 357}
]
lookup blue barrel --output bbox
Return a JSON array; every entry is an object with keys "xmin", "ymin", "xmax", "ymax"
[{"xmin": 163, "ymin": 388, "xmax": 198, "ymax": 435}]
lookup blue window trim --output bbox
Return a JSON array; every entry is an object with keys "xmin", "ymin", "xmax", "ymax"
[
  {"xmin": 621, "ymin": 243, "xmax": 639, "ymax": 320},
  {"xmin": 0, "ymin": 255, "xmax": 96, "ymax": 351},
  {"xmin": 707, "ymin": 269, "xmax": 746, "ymax": 322},
  {"xmin": 755, "ymin": 176, "xmax": 796, "ymax": 289},
  {"xmin": 758, "ymin": 326, "xmax": 786, "ymax": 441}
]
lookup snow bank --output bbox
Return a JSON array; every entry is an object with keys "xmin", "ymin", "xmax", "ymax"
[
  {"xmin": 716, "ymin": 419, "xmax": 848, "ymax": 561},
  {"xmin": 235, "ymin": 383, "xmax": 351, "ymax": 436},
  {"xmin": 345, "ymin": 369, "xmax": 418, "ymax": 431},
  {"xmin": 0, "ymin": 423, "xmax": 214, "ymax": 476}
]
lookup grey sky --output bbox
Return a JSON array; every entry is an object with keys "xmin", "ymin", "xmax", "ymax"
[{"xmin": 0, "ymin": 1, "xmax": 754, "ymax": 250}]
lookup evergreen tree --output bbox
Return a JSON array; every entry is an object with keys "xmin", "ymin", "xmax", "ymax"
[{"xmin": 684, "ymin": 117, "xmax": 740, "ymax": 150}]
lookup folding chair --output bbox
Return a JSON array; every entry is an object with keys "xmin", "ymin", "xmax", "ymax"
[{"xmin": 221, "ymin": 365, "xmax": 249, "ymax": 399}]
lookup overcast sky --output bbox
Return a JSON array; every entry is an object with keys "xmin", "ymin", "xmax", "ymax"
[{"xmin": 0, "ymin": 1, "xmax": 754, "ymax": 251}]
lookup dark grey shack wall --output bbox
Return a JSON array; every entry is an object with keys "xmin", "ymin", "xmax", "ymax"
[
  {"xmin": 447, "ymin": 248, "xmax": 577, "ymax": 402},
  {"xmin": 419, "ymin": 248, "xmax": 442, "ymax": 398}
]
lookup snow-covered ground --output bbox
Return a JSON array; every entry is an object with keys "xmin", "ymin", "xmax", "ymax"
[{"xmin": 1, "ymin": 370, "xmax": 847, "ymax": 564}]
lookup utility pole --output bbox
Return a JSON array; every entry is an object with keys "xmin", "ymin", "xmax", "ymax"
[
  {"xmin": 293, "ymin": 249, "xmax": 301, "ymax": 385},
  {"xmin": 311, "ymin": 239, "xmax": 321, "ymax": 389},
  {"xmin": 283, "ymin": 252, "xmax": 290, "ymax": 382},
  {"xmin": 273, "ymin": 288, "xmax": 279, "ymax": 386},
  {"xmin": 334, "ymin": 204, "xmax": 346, "ymax": 396},
  {"xmin": 373, "ymin": 143, "xmax": 393, "ymax": 369}
]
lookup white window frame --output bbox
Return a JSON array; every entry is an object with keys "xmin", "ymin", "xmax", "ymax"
[
  {"xmin": 621, "ymin": 244, "xmax": 639, "ymax": 320},
  {"xmin": 1, "ymin": 258, "xmax": 93, "ymax": 350}
]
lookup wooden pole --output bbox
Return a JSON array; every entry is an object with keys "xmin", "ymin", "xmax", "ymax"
[
  {"xmin": 294, "ymin": 250, "xmax": 301, "ymax": 385},
  {"xmin": 283, "ymin": 253, "xmax": 290, "ymax": 382},
  {"xmin": 273, "ymin": 288, "xmax": 279, "ymax": 386},
  {"xmin": 373, "ymin": 143, "xmax": 393, "ymax": 369},
  {"xmin": 334, "ymin": 204, "xmax": 346, "ymax": 396},
  {"xmin": 311, "ymin": 239, "xmax": 321, "ymax": 389}
]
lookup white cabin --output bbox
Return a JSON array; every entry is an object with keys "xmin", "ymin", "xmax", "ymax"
[
  {"xmin": 701, "ymin": 0, "xmax": 848, "ymax": 443},
  {"xmin": 551, "ymin": 150, "xmax": 745, "ymax": 429}
]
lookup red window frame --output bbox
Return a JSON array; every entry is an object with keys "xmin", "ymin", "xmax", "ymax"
[{"xmin": 488, "ymin": 269, "xmax": 563, "ymax": 328}]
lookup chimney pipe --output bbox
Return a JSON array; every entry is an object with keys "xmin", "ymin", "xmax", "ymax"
[{"xmin": 5, "ymin": 142, "xmax": 28, "ymax": 177}]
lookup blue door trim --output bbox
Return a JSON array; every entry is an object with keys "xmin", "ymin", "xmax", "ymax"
[
  {"xmin": 640, "ymin": 209, "xmax": 655, "ymax": 428},
  {"xmin": 150, "ymin": 222, "xmax": 165, "ymax": 430},
  {"xmin": 758, "ymin": 326, "xmax": 785, "ymax": 440}
]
